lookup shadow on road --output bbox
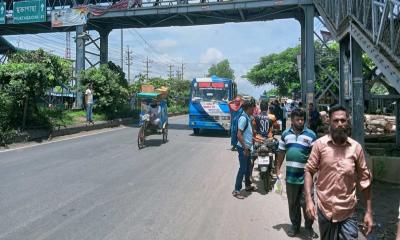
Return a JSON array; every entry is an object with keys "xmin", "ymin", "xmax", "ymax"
[
  {"xmin": 122, "ymin": 123, "xmax": 139, "ymax": 128},
  {"xmin": 168, "ymin": 123, "xmax": 190, "ymax": 130},
  {"xmin": 122, "ymin": 123, "xmax": 190, "ymax": 131},
  {"xmin": 140, "ymin": 139, "xmax": 165, "ymax": 148},
  {"xmin": 272, "ymin": 223, "xmax": 314, "ymax": 240},
  {"xmin": 191, "ymin": 129, "xmax": 230, "ymax": 138},
  {"xmin": 250, "ymin": 168, "xmax": 278, "ymax": 196}
]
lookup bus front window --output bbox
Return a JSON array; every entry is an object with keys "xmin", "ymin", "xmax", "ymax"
[{"xmin": 192, "ymin": 87, "xmax": 229, "ymax": 102}]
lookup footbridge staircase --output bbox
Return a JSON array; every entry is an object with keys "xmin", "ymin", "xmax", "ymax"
[{"xmin": 314, "ymin": 0, "xmax": 400, "ymax": 145}]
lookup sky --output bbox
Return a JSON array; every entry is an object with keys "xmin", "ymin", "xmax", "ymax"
[{"xmin": 3, "ymin": 18, "xmax": 326, "ymax": 98}]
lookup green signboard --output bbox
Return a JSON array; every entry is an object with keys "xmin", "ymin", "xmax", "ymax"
[
  {"xmin": 13, "ymin": 0, "xmax": 46, "ymax": 24},
  {"xmin": 0, "ymin": 2, "xmax": 6, "ymax": 24}
]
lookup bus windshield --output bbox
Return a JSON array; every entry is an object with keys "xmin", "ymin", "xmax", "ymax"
[{"xmin": 192, "ymin": 87, "xmax": 229, "ymax": 102}]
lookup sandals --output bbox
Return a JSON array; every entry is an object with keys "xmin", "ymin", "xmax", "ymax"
[{"xmin": 232, "ymin": 190, "xmax": 244, "ymax": 199}]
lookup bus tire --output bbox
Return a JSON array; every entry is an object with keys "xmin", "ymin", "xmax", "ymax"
[{"xmin": 193, "ymin": 128, "xmax": 200, "ymax": 135}]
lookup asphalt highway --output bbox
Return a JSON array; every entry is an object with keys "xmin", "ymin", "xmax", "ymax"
[{"xmin": 0, "ymin": 115, "xmax": 317, "ymax": 240}]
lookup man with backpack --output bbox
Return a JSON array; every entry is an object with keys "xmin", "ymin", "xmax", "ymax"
[
  {"xmin": 232, "ymin": 99, "xmax": 256, "ymax": 199},
  {"xmin": 229, "ymin": 96, "xmax": 243, "ymax": 151}
]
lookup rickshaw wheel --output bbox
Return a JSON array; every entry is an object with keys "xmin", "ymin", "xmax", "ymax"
[
  {"xmin": 162, "ymin": 123, "xmax": 168, "ymax": 143},
  {"xmin": 138, "ymin": 126, "xmax": 145, "ymax": 149}
]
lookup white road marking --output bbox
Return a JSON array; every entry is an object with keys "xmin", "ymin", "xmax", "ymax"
[{"xmin": 0, "ymin": 127, "xmax": 128, "ymax": 153}]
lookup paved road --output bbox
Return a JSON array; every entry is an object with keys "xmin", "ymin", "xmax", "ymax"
[{"xmin": 0, "ymin": 115, "xmax": 316, "ymax": 240}]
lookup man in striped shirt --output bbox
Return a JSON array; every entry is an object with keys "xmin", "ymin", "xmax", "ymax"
[{"xmin": 276, "ymin": 108, "xmax": 318, "ymax": 239}]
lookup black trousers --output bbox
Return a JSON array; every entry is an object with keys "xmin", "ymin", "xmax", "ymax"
[
  {"xmin": 318, "ymin": 208, "xmax": 358, "ymax": 240},
  {"xmin": 286, "ymin": 183, "xmax": 314, "ymax": 230},
  {"xmin": 282, "ymin": 118, "xmax": 287, "ymax": 132}
]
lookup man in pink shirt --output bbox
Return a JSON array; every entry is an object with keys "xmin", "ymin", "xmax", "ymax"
[{"xmin": 304, "ymin": 105, "xmax": 373, "ymax": 239}]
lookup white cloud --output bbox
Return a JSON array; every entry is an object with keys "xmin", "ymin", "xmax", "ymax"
[
  {"xmin": 200, "ymin": 48, "xmax": 224, "ymax": 64},
  {"xmin": 154, "ymin": 38, "xmax": 177, "ymax": 49}
]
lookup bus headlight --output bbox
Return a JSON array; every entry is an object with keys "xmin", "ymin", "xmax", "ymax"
[
  {"xmin": 213, "ymin": 116, "xmax": 220, "ymax": 121},
  {"xmin": 221, "ymin": 116, "xmax": 230, "ymax": 121}
]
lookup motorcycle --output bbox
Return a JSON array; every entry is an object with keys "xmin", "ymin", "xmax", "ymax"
[{"xmin": 254, "ymin": 137, "xmax": 279, "ymax": 193}]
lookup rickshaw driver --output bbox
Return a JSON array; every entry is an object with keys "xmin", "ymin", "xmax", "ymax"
[{"xmin": 148, "ymin": 100, "xmax": 161, "ymax": 127}]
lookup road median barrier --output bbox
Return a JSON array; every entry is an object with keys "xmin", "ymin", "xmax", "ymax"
[{"xmin": 8, "ymin": 112, "xmax": 188, "ymax": 144}]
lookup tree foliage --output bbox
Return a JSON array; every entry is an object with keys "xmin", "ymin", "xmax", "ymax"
[
  {"xmin": 247, "ymin": 41, "xmax": 377, "ymax": 99},
  {"xmin": 370, "ymin": 82, "xmax": 389, "ymax": 95},
  {"xmin": 247, "ymin": 45, "xmax": 301, "ymax": 96},
  {"xmin": 208, "ymin": 59, "xmax": 235, "ymax": 80},
  {"xmin": 79, "ymin": 63, "xmax": 130, "ymax": 119},
  {"xmin": 9, "ymin": 49, "xmax": 73, "ymax": 86},
  {"xmin": 0, "ymin": 49, "xmax": 73, "ymax": 143}
]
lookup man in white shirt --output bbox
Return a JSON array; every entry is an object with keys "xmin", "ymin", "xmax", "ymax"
[{"xmin": 85, "ymin": 83, "xmax": 94, "ymax": 123}]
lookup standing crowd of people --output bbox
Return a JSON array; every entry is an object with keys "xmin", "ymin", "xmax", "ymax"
[{"xmin": 228, "ymin": 96, "xmax": 374, "ymax": 240}]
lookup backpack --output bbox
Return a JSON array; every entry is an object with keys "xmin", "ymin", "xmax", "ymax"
[{"xmin": 231, "ymin": 109, "xmax": 249, "ymax": 147}]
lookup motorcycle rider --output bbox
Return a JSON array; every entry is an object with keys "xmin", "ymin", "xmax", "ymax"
[{"xmin": 254, "ymin": 100, "xmax": 274, "ymax": 139}]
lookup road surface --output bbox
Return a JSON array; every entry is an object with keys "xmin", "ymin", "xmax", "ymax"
[{"xmin": 0, "ymin": 115, "xmax": 317, "ymax": 240}]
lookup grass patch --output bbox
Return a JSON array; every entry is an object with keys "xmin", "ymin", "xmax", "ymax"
[{"xmin": 53, "ymin": 110, "xmax": 107, "ymax": 127}]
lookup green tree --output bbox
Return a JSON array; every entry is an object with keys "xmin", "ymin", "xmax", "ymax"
[
  {"xmin": 208, "ymin": 59, "xmax": 235, "ymax": 79},
  {"xmin": 80, "ymin": 64, "xmax": 130, "ymax": 119},
  {"xmin": 9, "ymin": 49, "xmax": 72, "ymax": 86},
  {"xmin": 0, "ymin": 63, "xmax": 50, "ymax": 130},
  {"xmin": 247, "ymin": 41, "xmax": 376, "ymax": 99},
  {"xmin": 247, "ymin": 45, "xmax": 301, "ymax": 96},
  {"xmin": 265, "ymin": 88, "xmax": 278, "ymax": 96},
  {"xmin": 370, "ymin": 82, "xmax": 389, "ymax": 95},
  {"xmin": 0, "ymin": 49, "xmax": 73, "ymax": 143}
]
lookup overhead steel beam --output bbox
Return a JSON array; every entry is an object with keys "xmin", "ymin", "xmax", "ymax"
[
  {"xmin": 304, "ymin": 4, "xmax": 315, "ymax": 107},
  {"xmin": 75, "ymin": 25, "xmax": 86, "ymax": 109},
  {"xmin": 247, "ymin": 6, "xmax": 299, "ymax": 21},
  {"xmin": 85, "ymin": 36, "xmax": 100, "ymax": 49},
  {"xmin": 150, "ymin": 14, "xmax": 179, "ymax": 26},
  {"xmin": 350, "ymin": 36, "xmax": 365, "ymax": 146},
  {"xmin": 85, "ymin": 51, "xmax": 100, "ymax": 57},
  {"xmin": 314, "ymin": 5, "xmax": 337, "ymax": 37},
  {"xmin": 99, "ymin": 29, "xmax": 110, "ymax": 64},
  {"xmin": 238, "ymin": 8, "xmax": 245, "ymax": 20},
  {"xmin": 370, "ymin": 94, "xmax": 400, "ymax": 100},
  {"xmin": 91, "ymin": 0, "xmax": 313, "ymax": 19},
  {"xmin": 350, "ymin": 23, "xmax": 400, "ymax": 94},
  {"xmin": 375, "ymin": 0, "xmax": 389, "ymax": 45},
  {"xmin": 182, "ymin": 14, "xmax": 194, "ymax": 24}
]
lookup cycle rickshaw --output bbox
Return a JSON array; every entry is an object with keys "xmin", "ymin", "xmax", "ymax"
[{"xmin": 137, "ymin": 90, "xmax": 168, "ymax": 149}]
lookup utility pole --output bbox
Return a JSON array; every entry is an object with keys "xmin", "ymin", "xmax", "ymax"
[
  {"xmin": 120, "ymin": 29, "xmax": 124, "ymax": 71},
  {"xmin": 125, "ymin": 45, "xmax": 133, "ymax": 84},
  {"xmin": 176, "ymin": 70, "xmax": 181, "ymax": 80},
  {"xmin": 168, "ymin": 65, "xmax": 174, "ymax": 79},
  {"xmin": 65, "ymin": 32, "xmax": 71, "ymax": 59},
  {"xmin": 144, "ymin": 57, "xmax": 152, "ymax": 81},
  {"xmin": 181, "ymin": 62, "xmax": 185, "ymax": 80}
]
